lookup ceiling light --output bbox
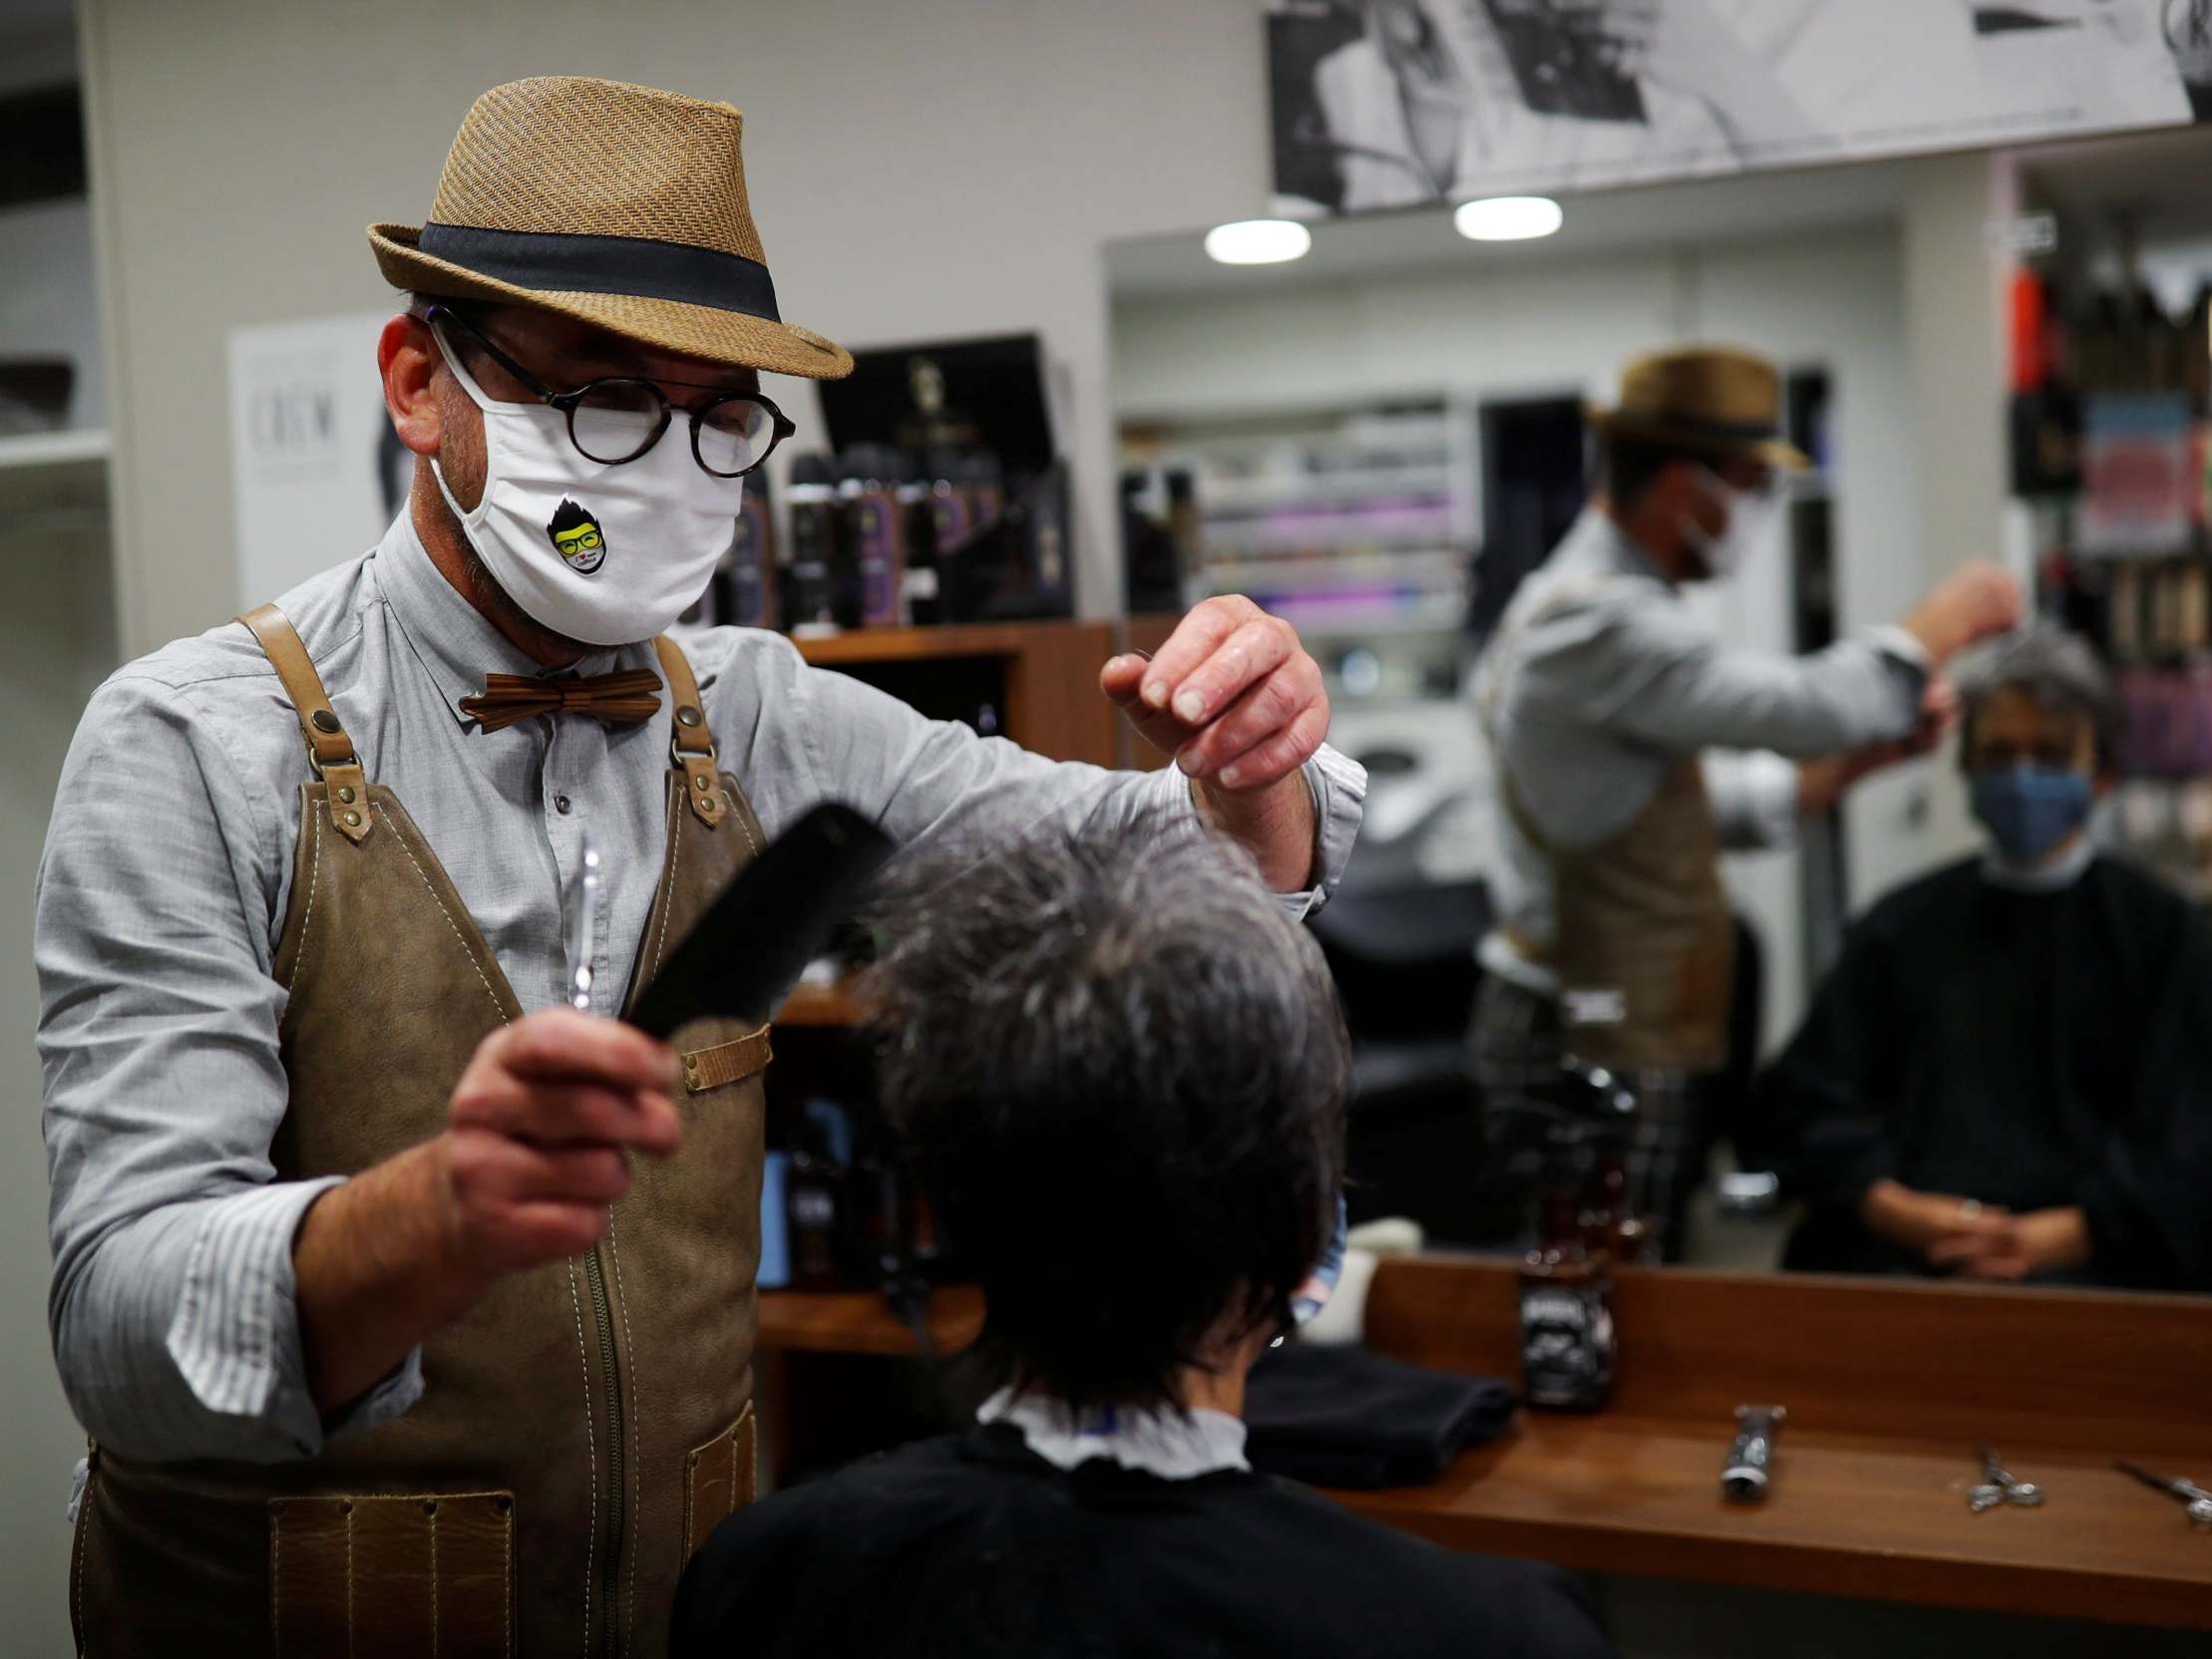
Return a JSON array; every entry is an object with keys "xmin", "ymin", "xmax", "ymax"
[
  {"xmin": 1454, "ymin": 195, "xmax": 1564, "ymax": 242},
  {"xmin": 1203, "ymin": 218, "xmax": 1312, "ymax": 266}
]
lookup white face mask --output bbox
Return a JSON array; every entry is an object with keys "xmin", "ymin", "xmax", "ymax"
[
  {"xmin": 1680, "ymin": 466, "xmax": 1784, "ymax": 582},
  {"xmin": 429, "ymin": 327, "xmax": 741, "ymax": 647}
]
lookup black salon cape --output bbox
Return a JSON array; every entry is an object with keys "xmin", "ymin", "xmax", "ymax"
[
  {"xmin": 1756, "ymin": 854, "xmax": 2212, "ymax": 1290},
  {"xmin": 670, "ymin": 1424, "xmax": 1613, "ymax": 1659}
]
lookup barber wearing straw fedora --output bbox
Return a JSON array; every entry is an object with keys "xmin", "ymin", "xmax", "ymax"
[
  {"xmin": 1471, "ymin": 345, "xmax": 2022, "ymax": 1260},
  {"xmin": 37, "ymin": 78, "xmax": 1363, "ymax": 1656}
]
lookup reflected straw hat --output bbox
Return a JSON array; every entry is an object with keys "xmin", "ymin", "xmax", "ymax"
[
  {"xmin": 368, "ymin": 76, "xmax": 853, "ymax": 380},
  {"xmin": 1588, "ymin": 344, "xmax": 1809, "ymax": 471}
]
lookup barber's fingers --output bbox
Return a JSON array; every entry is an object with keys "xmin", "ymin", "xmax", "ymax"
[
  {"xmin": 1216, "ymin": 705, "xmax": 1331, "ymax": 794},
  {"xmin": 1164, "ymin": 617, "xmax": 1300, "ymax": 736},
  {"xmin": 453, "ymin": 1076, "xmax": 681, "ymax": 1157},
  {"xmin": 1099, "ymin": 651, "xmax": 1150, "ymax": 708},
  {"xmin": 494, "ymin": 1008, "xmax": 679, "ymax": 1093},
  {"xmin": 1178, "ymin": 656, "xmax": 1327, "ymax": 784},
  {"xmin": 1135, "ymin": 597, "xmax": 1268, "ymax": 718}
]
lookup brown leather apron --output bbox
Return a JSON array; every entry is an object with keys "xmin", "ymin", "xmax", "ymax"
[
  {"xmin": 1485, "ymin": 579, "xmax": 1736, "ymax": 1075},
  {"xmin": 73, "ymin": 607, "xmax": 772, "ymax": 1657}
]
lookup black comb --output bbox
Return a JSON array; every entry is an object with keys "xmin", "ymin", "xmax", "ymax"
[{"xmin": 628, "ymin": 802, "xmax": 894, "ymax": 1038}]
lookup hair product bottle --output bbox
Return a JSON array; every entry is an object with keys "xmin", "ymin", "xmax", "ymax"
[
  {"xmin": 1519, "ymin": 1128, "xmax": 1617, "ymax": 1411},
  {"xmin": 782, "ymin": 453, "xmax": 843, "ymax": 636}
]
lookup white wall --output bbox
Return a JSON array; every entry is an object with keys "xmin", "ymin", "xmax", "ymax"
[{"xmin": 1113, "ymin": 220, "xmax": 1914, "ymax": 1043}]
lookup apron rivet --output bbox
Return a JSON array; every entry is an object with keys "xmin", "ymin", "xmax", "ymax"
[
  {"xmin": 676, "ymin": 706, "xmax": 702, "ymax": 728},
  {"xmin": 694, "ymin": 775, "xmax": 710, "ymax": 791},
  {"xmin": 337, "ymin": 785, "xmax": 356, "ymax": 805},
  {"xmin": 311, "ymin": 709, "xmax": 340, "ymax": 734},
  {"xmin": 343, "ymin": 810, "xmax": 362, "ymax": 829}
]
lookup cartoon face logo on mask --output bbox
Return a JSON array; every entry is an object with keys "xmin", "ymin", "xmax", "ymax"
[{"xmin": 546, "ymin": 497, "xmax": 607, "ymax": 574}]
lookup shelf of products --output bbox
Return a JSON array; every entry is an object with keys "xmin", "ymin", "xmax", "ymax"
[
  {"xmin": 2007, "ymin": 258, "xmax": 2212, "ymax": 896},
  {"xmin": 775, "ymin": 979, "xmax": 868, "ymax": 1027},
  {"xmin": 1120, "ymin": 400, "xmax": 1477, "ymax": 644}
]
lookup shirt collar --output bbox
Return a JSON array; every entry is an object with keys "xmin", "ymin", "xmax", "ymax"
[
  {"xmin": 976, "ymin": 1388, "xmax": 1251, "ymax": 1480},
  {"xmin": 1572, "ymin": 505, "xmax": 1676, "ymax": 591},
  {"xmin": 371, "ymin": 509, "xmax": 627, "ymax": 726},
  {"xmin": 1983, "ymin": 834, "xmax": 2097, "ymax": 893}
]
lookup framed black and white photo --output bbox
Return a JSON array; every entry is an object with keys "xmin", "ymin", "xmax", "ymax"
[{"xmin": 1268, "ymin": 1, "xmax": 2212, "ymax": 217}]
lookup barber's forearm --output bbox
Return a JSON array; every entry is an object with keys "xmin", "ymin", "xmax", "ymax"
[
  {"xmin": 1193, "ymin": 772, "xmax": 1317, "ymax": 892},
  {"xmin": 293, "ymin": 1138, "xmax": 494, "ymax": 1417}
]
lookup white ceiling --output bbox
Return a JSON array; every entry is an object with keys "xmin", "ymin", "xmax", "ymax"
[{"xmin": 1106, "ymin": 160, "xmax": 1906, "ymax": 302}]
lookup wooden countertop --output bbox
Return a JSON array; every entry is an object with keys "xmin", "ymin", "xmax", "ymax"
[{"xmin": 1343, "ymin": 1257, "xmax": 2212, "ymax": 1629}]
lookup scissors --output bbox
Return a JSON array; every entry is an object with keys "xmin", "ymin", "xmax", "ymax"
[
  {"xmin": 563, "ymin": 835, "xmax": 602, "ymax": 1014},
  {"xmin": 2114, "ymin": 1460, "xmax": 2212, "ymax": 1528},
  {"xmin": 1968, "ymin": 1446, "xmax": 2044, "ymax": 1513}
]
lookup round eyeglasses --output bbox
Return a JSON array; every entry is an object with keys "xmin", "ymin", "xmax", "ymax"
[{"xmin": 427, "ymin": 303, "xmax": 796, "ymax": 479}]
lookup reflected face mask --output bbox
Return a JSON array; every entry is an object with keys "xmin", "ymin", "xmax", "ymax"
[
  {"xmin": 1970, "ymin": 764, "xmax": 2093, "ymax": 863},
  {"xmin": 1681, "ymin": 468, "xmax": 1784, "ymax": 582}
]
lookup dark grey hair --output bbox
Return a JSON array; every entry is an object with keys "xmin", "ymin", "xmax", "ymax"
[
  {"xmin": 1954, "ymin": 626, "xmax": 2121, "ymax": 772},
  {"xmin": 865, "ymin": 815, "xmax": 1349, "ymax": 1412}
]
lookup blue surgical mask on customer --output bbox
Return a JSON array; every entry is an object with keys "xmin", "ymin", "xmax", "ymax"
[{"xmin": 1970, "ymin": 765, "xmax": 2093, "ymax": 863}]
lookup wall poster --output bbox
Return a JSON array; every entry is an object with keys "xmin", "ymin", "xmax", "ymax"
[
  {"xmin": 1269, "ymin": 2, "xmax": 2212, "ymax": 216},
  {"xmin": 227, "ymin": 311, "xmax": 409, "ymax": 609}
]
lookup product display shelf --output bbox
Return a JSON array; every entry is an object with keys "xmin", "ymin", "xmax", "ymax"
[{"xmin": 0, "ymin": 427, "xmax": 110, "ymax": 516}]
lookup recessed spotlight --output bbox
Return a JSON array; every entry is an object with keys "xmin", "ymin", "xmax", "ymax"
[
  {"xmin": 1454, "ymin": 195, "xmax": 1564, "ymax": 242},
  {"xmin": 1203, "ymin": 218, "xmax": 1313, "ymax": 266}
]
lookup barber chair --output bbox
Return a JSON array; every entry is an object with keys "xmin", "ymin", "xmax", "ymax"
[{"xmin": 1308, "ymin": 751, "xmax": 1517, "ymax": 1248}]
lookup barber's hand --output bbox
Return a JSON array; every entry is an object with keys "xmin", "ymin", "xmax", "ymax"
[
  {"xmin": 436, "ymin": 1009, "xmax": 682, "ymax": 1276},
  {"xmin": 1101, "ymin": 596, "xmax": 1329, "ymax": 793},
  {"xmin": 1858, "ymin": 1177, "xmax": 2015, "ymax": 1267},
  {"xmin": 1901, "ymin": 562, "xmax": 2025, "ymax": 666},
  {"xmin": 1930, "ymin": 1206, "xmax": 2093, "ymax": 1283},
  {"xmin": 1797, "ymin": 681, "xmax": 1957, "ymax": 816}
]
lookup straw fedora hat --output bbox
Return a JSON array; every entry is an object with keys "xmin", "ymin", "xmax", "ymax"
[
  {"xmin": 1588, "ymin": 345, "xmax": 1809, "ymax": 471},
  {"xmin": 369, "ymin": 76, "xmax": 852, "ymax": 380}
]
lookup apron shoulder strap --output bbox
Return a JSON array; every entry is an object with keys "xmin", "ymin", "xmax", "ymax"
[
  {"xmin": 653, "ymin": 634, "xmax": 727, "ymax": 830},
  {"xmin": 237, "ymin": 602, "xmax": 373, "ymax": 844}
]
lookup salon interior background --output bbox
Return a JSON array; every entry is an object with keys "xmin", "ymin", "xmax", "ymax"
[{"xmin": 0, "ymin": 2, "xmax": 2025, "ymax": 1654}]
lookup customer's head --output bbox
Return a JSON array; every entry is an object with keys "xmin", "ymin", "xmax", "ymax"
[
  {"xmin": 1956, "ymin": 627, "xmax": 2119, "ymax": 865},
  {"xmin": 868, "ymin": 821, "xmax": 1349, "ymax": 1414}
]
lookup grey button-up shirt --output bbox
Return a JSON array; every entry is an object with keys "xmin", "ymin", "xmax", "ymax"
[
  {"xmin": 1477, "ymin": 507, "xmax": 1926, "ymax": 987},
  {"xmin": 37, "ymin": 512, "xmax": 1364, "ymax": 1479}
]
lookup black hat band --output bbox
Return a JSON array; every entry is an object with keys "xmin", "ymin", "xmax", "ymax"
[
  {"xmin": 418, "ymin": 221, "xmax": 782, "ymax": 322},
  {"xmin": 1608, "ymin": 407, "xmax": 1782, "ymax": 446}
]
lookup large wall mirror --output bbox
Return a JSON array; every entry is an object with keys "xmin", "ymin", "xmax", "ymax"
[{"xmin": 1108, "ymin": 119, "xmax": 2212, "ymax": 1297}]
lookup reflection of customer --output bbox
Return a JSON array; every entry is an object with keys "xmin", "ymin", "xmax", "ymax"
[
  {"xmin": 1472, "ymin": 346, "xmax": 2022, "ymax": 1260},
  {"xmin": 1760, "ymin": 631, "xmax": 2212, "ymax": 1292},
  {"xmin": 672, "ymin": 825, "xmax": 1612, "ymax": 1659}
]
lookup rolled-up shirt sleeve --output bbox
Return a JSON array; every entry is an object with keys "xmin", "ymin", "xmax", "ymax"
[
  {"xmin": 1554, "ymin": 589, "xmax": 1929, "ymax": 761},
  {"xmin": 38, "ymin": 674, "xmax": 419, "ymax": 1464},
  {"xmin": 771, "ymin": 639, "xmax": 1365, "ymax": 912}
]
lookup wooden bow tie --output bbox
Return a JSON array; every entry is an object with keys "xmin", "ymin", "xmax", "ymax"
[{"xmin": 462, "ymin": 668, "xmax": 664, "ymax": 733}]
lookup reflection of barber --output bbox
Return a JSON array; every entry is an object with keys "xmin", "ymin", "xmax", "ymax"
[{"xmin": 1472, "ymin": 347, "xmax": 2022, "ymax": 1259}]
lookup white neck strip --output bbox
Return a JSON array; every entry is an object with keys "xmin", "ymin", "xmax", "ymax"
[
  {"xmin": 1983, "ymin": 836, "xmax": 2095, "ymax": 893},
  {"xmin": 977, "ymin": 1388, "xmax": 1250, "ymax": 1480}
]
